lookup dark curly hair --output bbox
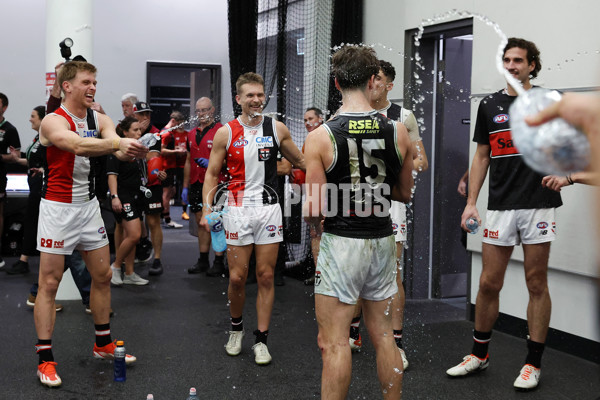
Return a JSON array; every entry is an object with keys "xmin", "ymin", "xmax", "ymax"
[{"xmin": 503, "ymin": 37, "xmax": 542, "ymax": 79}]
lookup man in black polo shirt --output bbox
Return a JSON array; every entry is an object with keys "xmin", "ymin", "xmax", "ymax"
[
  {"xmin": 446, "ymin": 38, "xmax": 562, "ymax": 391},
  {"xmin": 0, "ymin": 92, "xmax": 21, "ymax": 270}
]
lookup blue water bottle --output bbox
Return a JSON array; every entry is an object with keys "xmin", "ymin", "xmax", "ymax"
[
  {"xmin": 206, "ymin": 212, "xmax": 227, "ymax": 252},
  {"xmin": 114, "ymin": 340, "xmax": 126, "ymax": 382},
  {"xmin": 466, "ymin": 218, "xmax": 479, "ymax": 234}
]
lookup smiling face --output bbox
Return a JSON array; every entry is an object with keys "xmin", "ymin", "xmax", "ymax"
[
  {"xmin": 236, "ymin": 82, "xmax": 266, "ymax": 118},
  {"xmin": 303, "ymin": 110, "xmax": 322, "ymax": 132},
  {"xmin": 503, "ymin": 47, "xmax": 535, "ymax": 85},
  {"xmin": 29, "ymin": 109, "xmax": 42, "ymax": 131},
  {"xmin": 64, "ymin": 70, "xmax": 97, "ymax": 108}
]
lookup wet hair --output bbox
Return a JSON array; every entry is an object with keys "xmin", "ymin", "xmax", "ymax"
[
  {"xmin": 503, "ymin": 37, "xmax": 542, "ymax": 79},
  {"xmin": 0, "ymin": 93, "xmax": 8, "ymax": 108},
  {"xmin": 170, "ymin": 111, "xmax": 186, "ymax": 121},
  {"xmin": 331, "ymin": 45, "xmax": 379, "ymax": 90},
  {"xmin": 305, "ymin": 107, "xmax": 323, "ymax": 118},
  {"xmin": 378, "ymin": 60, "xmax": 396, "ymax": 82},
  {"xmin": 121, "ymin": 93, "xmax": 138, "ymax": 104},
  {"xmin": 236, "ymin": 72, "xmax": 265, "ymax": 94},
  {"xmin": 33, "ymin": 106, "xmax": 46, "ymax": 120},
  {"xmin": 117, "ymin": 116, "xmax": 138, "ymax": 138},
  {"xmin": 58, "ymin": 61, "xmax": 97, "ymax": 92}
]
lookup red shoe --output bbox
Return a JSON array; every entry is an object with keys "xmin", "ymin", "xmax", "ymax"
[
  {"xmin": 349, "ymin": 334, "xmax": 362, "ymax": 352},
  {"xmin": 37, "ymin": 361, "xmax": 62, "ymax": 387},
  {"xmin": 93, "ymin": 341, "xmax": 137, "ymax": 364}
]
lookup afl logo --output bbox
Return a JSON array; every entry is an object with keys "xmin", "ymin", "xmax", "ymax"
[
  {"xmin": 493, "ymin": 114, "xmax": 509, "ymax": 123},
  {"xmin": 233, "ymin": 139, "xmax": 248, "ymax": 148},
  {"xmin": 98, "ymin": 227, "xmax": 106, "ymax": 234},
  {"xmin": 266, "ymin": 225, "xmax": 276, "ymax": 232},
  {"xmin": 392, "ymin": 223, "xmax": 398, "ymax": 230},
  {"xmin": 536, "ymin": 222, "xmax": 548, "ymax": 229}
]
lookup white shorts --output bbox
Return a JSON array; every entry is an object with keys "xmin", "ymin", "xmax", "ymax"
[
  {"xmin": 483, "ymin": 208, "xmax": 557, "ymax": 246},
  {"xmin": 390, "ymin": 201, "xmax": 407, "ymax": 242},
  {"xmin": 223, "ymin": 204, "xmax": 283, "ymax": 246},
  {"xmin": 314, "ymin": 233, "xmax": 398, "ymax": 304},
  {"xmin": 37, "ymin": 198, "xmax": 109, "ymax": 255}
]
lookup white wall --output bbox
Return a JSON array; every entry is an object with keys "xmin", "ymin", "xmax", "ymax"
[
  {"xmin": 0, "ymin": 0, "xmax": 232, "ymax": 146},
  {"xmin": 364, "ymin": 0, "xmax": 600, "ymax": 341}
]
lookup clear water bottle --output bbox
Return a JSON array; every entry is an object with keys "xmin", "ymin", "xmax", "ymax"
[
  {"xmin": 206, "ymin": 211, "xmax": 227, "ymax": 252},
  {"xmin": 114, "ymin": 340, "xmax": 126, "ymax": 382},
  {"xmin": 509, "ymin": 87, "xmax": 590, "ymax": 175},
  {"xmin": 146, "ymin": 395, "xmax": 154, "ymax": 400},
  {"xmin": 186, "ymin": 387, "xmax": 199, "ymax": 400},
  {"xmin": 139, "ymin": 132, "xmax": 160, "ymax": 148},
  {"xmin": 466, "ymin": 218, "xmax": 479, "ymax": 235}
]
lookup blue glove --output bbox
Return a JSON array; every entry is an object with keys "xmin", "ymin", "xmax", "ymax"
[
  {"xmin": 194, "ymin": 157, "xmax": 209, "ymax": 168},
  {"xmin": 181, "ymin": 187, "xmax": 189, "ymax": 204}
]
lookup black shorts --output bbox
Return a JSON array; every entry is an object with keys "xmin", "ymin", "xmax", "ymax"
[
  {"xmin": 189, "ymin": 182, "xmax": 205, "ymax": 214},
  {"xmin": 162, "ymin": 168, "xmax": 183, "ymax": 188},
  {"xmin": 113, "ymin": 192, "xmax": 145, "ymax": 223},
  {"xmin": 145, "ymin": 185, "xmax": 164, "ymax": 214}
]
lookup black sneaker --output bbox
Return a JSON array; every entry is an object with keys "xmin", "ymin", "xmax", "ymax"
[
  {"xmin": 274, "ymin": 268, "xmax": 285, "ymax": 286},
  {"xmin": 148, "ymin": 259, "xmax": 164, "ymax": 276},
  {"xmin": 6, "ymin": 260, "xmax": 29, "ymax": 275},
  {"xmin": 206, "ymin": 258, "xmax": 226, "ymax": 277},
  {"xmin": 135, "ymin": 239, "xmax": 153, "ymax": 263},
  {"xmin": 188, "ymin": 258, "xmax": 209, "ymax": 274}
]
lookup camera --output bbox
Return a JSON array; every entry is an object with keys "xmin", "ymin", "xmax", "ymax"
[
  {"xmin": 140, "ymin": 186, "xmax": 152, "ymax": 199},
  {"xmin": 59, "ymin": 38, "xmax": 86, "ymax": 63}
]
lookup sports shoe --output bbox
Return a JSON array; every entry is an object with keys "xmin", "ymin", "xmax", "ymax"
[
  {"xmin": 135, "ymin": 239, "xmax": 154, "ymax": 263},
  {"xmin": 26, "ymin": 293, "xmax": 63, "ymax": 312},
  {"xmin": 252, "ymin": 342, "xmax": 272, "ymax": 365},
  {"xmin": 37, "ymin": 361, "xmax": 62, "ymax": 387},
  {"xmin": 166, "ymin": 220, "xmax": 183, "ymax": 229},
  {"xmin": 123, "ymin": 272, "xmax": 149, "ymax": 285},
  {"xmin": 148, "ymin": 259, "xmax": 163, "ymax": 276},
  {"xmin": 6, "ymin": 259, "xmax": 29, "ymax": 274},
  {"xmin": 182, "ymin": 211, "xmax": 190, "ymax": 220},
  {"xmin": 0, "ymin": 257, "xmax": 5, "ymax": 269},
  {"xmin": 225, "ymin": 331, "xmax": 245, "ymax": 356},
  {"xmin": 446, "ymin": 354, "xmax": 489, "ymax": 377},
  {"xmin": 399, "ymin": 348, "xmax": 409, "ymax": 371},
  {"xmin": 110, "ymin": 264, "xmax": 123, "ymax": 286},
  {"xmin": 206, "ymin": 258, "xmax": 226, "ymax": 277},
  {"xmin": 188, "ymin": 258, "xmax": 209, "ymax": 274},
  {"xmin": 93, "ymin": 341, "xmax": 136, "ymax": 364},
  {"xmin": 513, "ymin": 364, "xmax": 541, "ymax": 391},
  {"xmin": 349, "ymin": 334, "xmax": 362, "ymax": 352}
]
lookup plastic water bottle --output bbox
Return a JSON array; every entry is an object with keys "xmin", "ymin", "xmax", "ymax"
[
  {"xmin": 139, "ymin": 132, "xmax": 160, "ymax": 148},
  {"xmin": 509, "ymin": 87, "xmax": 590, "ymax": 175},
  {"xmin": 114, "ymin": 340, "xmax": 126, "ymax": 382},
  {"xmin": 186, "ymin": 387, "xmax": 199, "ymax": 400},
  {"xmin": 146, "ymin": 395, "xmax": 154, "ymax": 400},
  {"xmin": 206, "ymin": 211, "xmax": 227, "ymax": 252},
  {"xmin": 466, "ymin": 218, "xmax": 479, "ymax": 235}
]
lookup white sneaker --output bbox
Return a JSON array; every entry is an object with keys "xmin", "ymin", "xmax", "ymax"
[
  {"xmin": 122, "ymin": 272, "xmax": 149, "ymax": 285},
  {"xmin": 166, "ymin": 221, "xmax": 183, "ymax": 229},
  {"xmin": 399, "ymin": 348, "xmax": 409, "ymax": 371},
  {"xmin": 513, "ymin": 364, "xmax": 541, "ymax": 390},
  {"xmin": 110, "ymin": 264, "xmax": 123, "ymax": 286},
  {"xmin": 446, "ymin": 354, "xmax": 489, "ymax": 377},
  {"xmin": 252, "ymin": 342, "xmax": 272, "ymax": 365},
  {"xmin": 225, "ymin": 331, "xmax": 244, "ymax": 356}
]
